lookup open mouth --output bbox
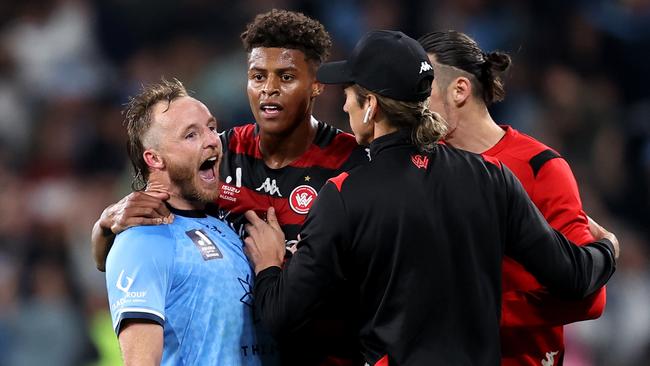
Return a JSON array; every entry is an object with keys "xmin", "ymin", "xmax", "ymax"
[
  {"xmin": 260, "ymin": 102, "xmax": 283, "ymax": 117},
  {"xmin": 198, "ymin": 156, "xmax": 218, "ymax": 183}
]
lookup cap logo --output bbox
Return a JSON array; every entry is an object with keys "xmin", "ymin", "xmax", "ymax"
[{"xmin": 419, "ymin": 61, "xmax": 433, "ymax": 74}]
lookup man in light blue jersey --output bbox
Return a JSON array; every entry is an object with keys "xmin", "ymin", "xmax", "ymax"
[{"xmin": 105, "ymin": 78, "xmax": 276, "ymax": 365}]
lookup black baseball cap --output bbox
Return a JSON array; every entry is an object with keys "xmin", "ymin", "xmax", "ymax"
[{"xmin": 317, "ymin": 30, "xmax": 434, "ymax": 102}]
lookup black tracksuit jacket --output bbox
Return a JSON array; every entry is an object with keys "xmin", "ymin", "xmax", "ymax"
[{"xmin": 253, "ymin": 130, "xmax": 616, "ymax": 366}]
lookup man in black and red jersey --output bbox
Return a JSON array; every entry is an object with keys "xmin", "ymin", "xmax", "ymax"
[
  {"xmin": 417, "ymin": 31, "xmax": 605, "ymax": 366},
  {"xmin": 91, "ymin": 9, "xmax": 367, "ymax": 366}
]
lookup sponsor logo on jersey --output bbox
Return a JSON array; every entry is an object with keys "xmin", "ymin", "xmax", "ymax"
[
  {"xmin": 111, "ymin": 270, "xmax": 147, "ymax": 310},
  {"xmin": 411, "ymin": 154, "xmax": 429, "ymax": 169},
  {"xmin": 289, "ymin": 185, "xmax": 317, "ymax": 215},
  {"xmin": 220, "ymin": 167, "xmax": 243, "ymax": 203},
  {"xmin": 116, "ymin": 269, "xmax": 134, "ymax": 293},
  {"xmin": 186, "ymin": 229, "xmax": 223, "ymax": 260},
  {"xmin": 256, "ymin": 177, "xmax": 282, "ymax": 197}
]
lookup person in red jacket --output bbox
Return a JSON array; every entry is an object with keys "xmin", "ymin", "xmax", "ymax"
[{"xmin": 417, "ymin": 30, "xmax": 606, "ymax": 366}]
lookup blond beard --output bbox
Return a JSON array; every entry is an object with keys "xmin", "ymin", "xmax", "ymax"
[{"xmin": 167, "ymin": 159, "xmax": 219, "ymax": 204}]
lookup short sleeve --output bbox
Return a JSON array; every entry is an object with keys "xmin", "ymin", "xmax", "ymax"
[{"xmin": 105, "ymin": 225, "xmax": 175, "ymax": 334}]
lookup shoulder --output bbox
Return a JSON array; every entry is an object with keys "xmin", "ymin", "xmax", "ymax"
[
  {"xmin": 438, "ymin": 143, "xmax": 502, "ymax": 169},
  {"xmin": 306, "ymin": 120, "xmax": 369, "ymax": 169},
  {"xmin": 110, "ymin": 225, "xmax": 176, "ymax": 261},
  {"xmin": 220, "ymin": 123, "xmax": 257, "ymax": 154},
  {"xmin": 115, "ymin": 224, "xmax": 175, "ymax": 244},
  {"xmin": 313, "ymin": 120, "xmax": 358, "ymax": 150},
  {"xmin": 491, "ymin": 127, "xmax": 564, "ymax": 178},
  {"xmin": 500, "ymin": 127, "xmax": 559, "ymax": 161}
]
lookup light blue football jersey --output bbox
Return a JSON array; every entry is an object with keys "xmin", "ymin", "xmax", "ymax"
[{"xmin": 106, "ymin": 207, "xmax": 277, "ymax": 365}]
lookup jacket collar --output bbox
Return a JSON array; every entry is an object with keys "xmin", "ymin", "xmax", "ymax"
[{"xmin": 368, "ymin": 129, "xmax": 413, "ymax": 158}]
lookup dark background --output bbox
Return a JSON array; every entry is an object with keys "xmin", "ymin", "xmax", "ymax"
[{"xmin": 0, "ymin": 0, "xmax": 648, "ymax": 365}]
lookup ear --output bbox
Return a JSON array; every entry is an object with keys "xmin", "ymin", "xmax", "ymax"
[
  {"xmin": 367, "ymin": 94, "xmax": 378, "ymax": 122},
  {"xmin": 311, "ymin": 82, "xmax": 324, "ymax": 98},
  {"xmin": 451, "ymin": 76, "xmax": 472, "ymax": 107},
  {"xmin": 143, "ymin": 149, "xmax": 165, "ymax": 171}
]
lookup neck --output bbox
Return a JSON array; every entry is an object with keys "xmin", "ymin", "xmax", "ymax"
[
  {"xmin": 147, "ymin": 171, "xmax": 206, "ymax": 211},
  {"xmin": 259, "ymin": 115, "xmax": 318, "ymax": 169},
  {"xmin": 372, "ymin": 117, "xmax": 398, "ymax": 142},
  {"xmin": 167, "ymin": 195, "xmax": 206, "ymax": 211},
  {"xmin": 444, "ymin": 102, "xmax": 505, "ymax": 154}
]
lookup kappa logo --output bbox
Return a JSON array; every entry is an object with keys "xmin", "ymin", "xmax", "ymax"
[
  {"xmin": 289, "ymin": 185, "xmax": 317, "ymax": 215},
  {"xmin": 411, "ymin": 154, "xmax": 429, "ymax": 169},
  {"xmin": 256, "ymin": 178, "xmax": 282, "ymax": 197},
  {"xmin": 419, "ymin": 61, "xmax": 433, "ymax": 74},
  {"xmin": 541, "ymin": 351, "xmax": 559, "ymax": 366}
]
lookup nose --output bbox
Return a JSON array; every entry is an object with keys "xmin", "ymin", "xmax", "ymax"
[
  {"xmin": 262, "ymin": 75, "xmax": 280, "ymax": 96},
  {"xmin": 204, "ymin": 127, "xmax": 221, "ymax": 151}
]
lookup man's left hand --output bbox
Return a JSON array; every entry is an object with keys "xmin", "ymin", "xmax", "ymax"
[{"xmin": 244, "ymin": 207, "xmax": 286, "ymax": 274}]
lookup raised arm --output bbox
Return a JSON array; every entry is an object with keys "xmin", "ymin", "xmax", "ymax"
[{"xmin": 92, "ymin": 191, "xmax": 171, "ymax": 271}]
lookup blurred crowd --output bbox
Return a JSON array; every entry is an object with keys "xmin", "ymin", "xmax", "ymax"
[{"xmin": 0, "ymin": 0, "xmax": 648, "ymax": 365}]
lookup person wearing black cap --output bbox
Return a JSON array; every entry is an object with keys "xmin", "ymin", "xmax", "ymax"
[{"xmin": 243, "ymin": 30, "xmax": 619, "ymax": 366}]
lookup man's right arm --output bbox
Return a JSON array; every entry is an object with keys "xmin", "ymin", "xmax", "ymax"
[
  {"xmin": 118, "ymin": 321, "xmax": 163, "ymax": 366},
  {"xmin": 92, "ymin": 191, "xmax": 171, "ymax": 271},
  {"xmin": 501, "ymin": 166, "xmax": 618, "ymax": 298},
  {"xmin": 106, "ymin": 226, "xmax": 174, "ymax": 365}
]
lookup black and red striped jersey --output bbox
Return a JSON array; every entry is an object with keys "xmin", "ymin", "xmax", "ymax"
[
  {"xmin": 216, "ymin": 118, "xmax": 369, "ymax": 245},
  {"xmin": 216, "ymin": 119, "xmax": 369, "ymax": 365}
]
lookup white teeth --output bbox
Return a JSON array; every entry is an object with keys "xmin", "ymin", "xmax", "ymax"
[
  {"xmin": 207, "ymin": 157, "xmax": 217, "ymax": 161},
  {"xmin": 262, "ymin": 105, "xmax": 278, "ymax": 111}
]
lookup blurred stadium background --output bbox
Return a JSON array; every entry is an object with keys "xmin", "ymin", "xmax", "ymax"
[{"xmin": 0, "ymin": 0, "xmax": 648, "ymax": 365}]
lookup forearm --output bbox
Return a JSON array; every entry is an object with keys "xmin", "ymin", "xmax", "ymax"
[
  {"xmin": 516, "ymin": 231, "xmax": 616, "ymax": 299},
  {"xmin": 118, "ymin": 321, "xmax": 163, "ymax": 366},
  {"xmin": 92, "ymin": 215, "xmax": 116, "ymax": 272}
]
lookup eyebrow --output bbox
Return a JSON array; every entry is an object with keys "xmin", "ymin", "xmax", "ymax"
[
  {"xmin": 180, "ymin": 118, "xmax": 217, "ymax": 133},
  {"xmin": 248, "ymin": 66, "xmax": 299, "ymax": 73}
]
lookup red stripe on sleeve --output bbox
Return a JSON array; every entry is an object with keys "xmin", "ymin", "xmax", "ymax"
[{"xmin": 328, "ymin": 172, "xmax": 349, "ymax": 192}]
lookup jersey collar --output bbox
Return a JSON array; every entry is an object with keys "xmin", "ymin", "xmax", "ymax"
[
  {"xmin": 166, "ymin": 202, "xmax": 212, "ymax": 218},
  {"xmin": 369, "ymin": 129, "xmax": 413, "ymax": 158}
]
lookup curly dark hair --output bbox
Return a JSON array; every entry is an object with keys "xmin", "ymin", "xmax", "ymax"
[{"xmin": 241, "ymin": 9, "xmax": 332, "ymax": 64}]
